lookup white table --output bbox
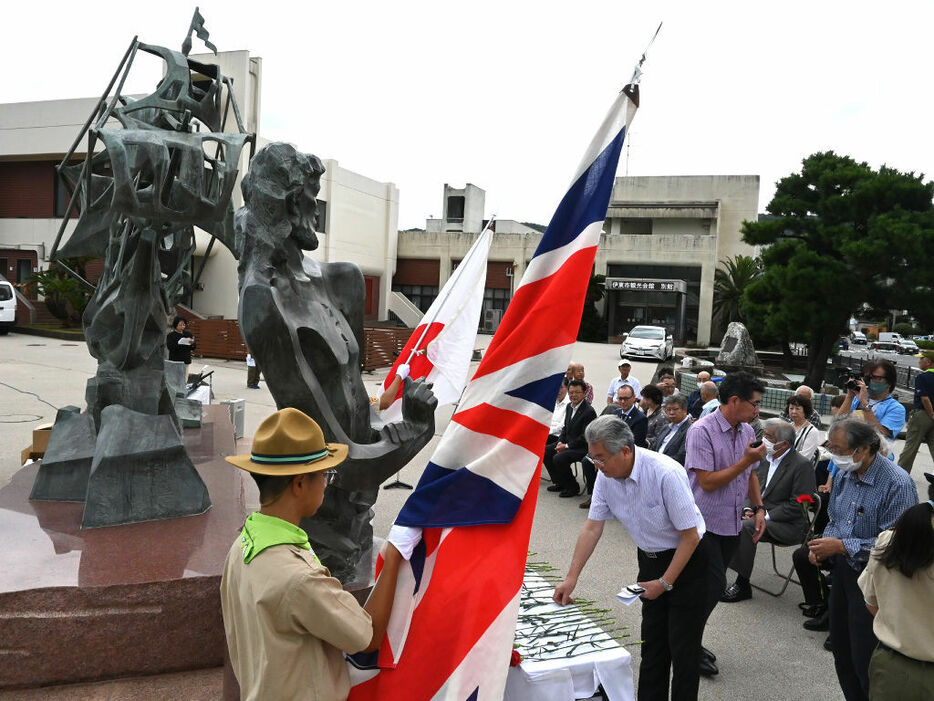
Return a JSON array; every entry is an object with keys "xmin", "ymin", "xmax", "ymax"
[{"xmin": 504, "ymin": 572, "xmax": 634, "ymax": 701}]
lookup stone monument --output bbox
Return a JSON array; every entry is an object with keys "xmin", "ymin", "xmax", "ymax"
[
  {"xmin": 716, "ymin": 321, "xmax": 763, "ymax": 372},
  {"xmin": 31, "ymin": 17, "xmax": 254, "ymax": 527},
  {"xmin": 236, "ymin": 143, "xmax": 437, "ymax": 582}
]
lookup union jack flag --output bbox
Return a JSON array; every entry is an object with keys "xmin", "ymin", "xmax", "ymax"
[{"xmin": 348, "ymin": 78, "xmax": 643, "ymax": 701}]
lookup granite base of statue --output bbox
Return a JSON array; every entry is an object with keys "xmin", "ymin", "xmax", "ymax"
[
  {"xmin": 716, "ymin": 321, "xmax": 763, "ymax": 372},
  {"xmin": 236, "ymin": 143, "xmax": 437, "ymax": 583}
]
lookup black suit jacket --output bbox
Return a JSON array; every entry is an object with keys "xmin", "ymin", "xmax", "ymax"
[
  {"xmin": 750, "ymin": 449, "xmax": 817, "ymax": 543},
  {"xmin": 651, "ymin": 419, "xmax": 690, "ymax": 466},
  {"xmin": 614, "ymin": 406, "xmax": 648, "ymax": 448},
  {"xmin": 559, "ymin": 401, "xmax": 597, "ymax": 451}
]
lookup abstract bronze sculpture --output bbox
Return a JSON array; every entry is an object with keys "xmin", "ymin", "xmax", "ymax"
[
  {"xmin": 32, "ymin": 15, "xmax": 253, "ymax": 527},
  {"xmin": 236, "ymin": 143, "xmax": 437, "ymax": 581}
]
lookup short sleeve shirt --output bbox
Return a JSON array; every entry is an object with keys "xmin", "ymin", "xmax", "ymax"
[
  {"xmin": 913, "ymin": 370, "xmax": 934, "ymax": 409},
  {"xmin": 589, "ymin": 448, "xmax": 705, "ymax": 552},
  {"xmin": 684, "ymin": 410, "xmax": 755, "ymax": 536},
  {"xmin": 849, "ymin": 395, "xmax": 906, "ymax": 439}
]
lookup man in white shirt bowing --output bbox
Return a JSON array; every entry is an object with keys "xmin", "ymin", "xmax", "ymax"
[{"xmin": 554, "ymin": 416, "xmax": 707, "ymax": 701}]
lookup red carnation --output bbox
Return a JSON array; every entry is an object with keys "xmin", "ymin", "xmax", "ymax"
[
  {"xmin": 796, "ymin": 494, "xmax": 815, "ymax": 504},
  {"xmin": 510, "ymin": 649, "xmax": 522, "ymax": 667}
]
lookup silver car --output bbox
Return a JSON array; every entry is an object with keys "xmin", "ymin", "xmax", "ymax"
[{"xmin": 620, "ymin": 325, "xmax": 673, "ymax": 361}]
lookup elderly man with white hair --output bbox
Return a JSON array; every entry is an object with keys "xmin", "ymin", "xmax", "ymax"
[
  {"xmin": 698, "ymin": 381, "xmax": 720, "ymax": 418},
  {"xmin": 780, "ymin": 385, "xmax": 822, "ymax": 429}
]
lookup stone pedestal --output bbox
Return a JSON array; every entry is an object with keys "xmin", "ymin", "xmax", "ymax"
[{"xmin": 0, "ymin": 406, "xmax": 250, "ymax": 690}]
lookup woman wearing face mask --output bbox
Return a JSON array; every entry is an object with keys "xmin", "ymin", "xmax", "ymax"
[
  {"xmin": 856, "ymin": 472, "xmax": 934, "ymax": 700},
  {"xmin": 786, "ymin": 395, "xmax": 822, "ymax": 464},
  {"xmin": 838, "ymin": 360, "xmax": 906, "ymax": 454}
]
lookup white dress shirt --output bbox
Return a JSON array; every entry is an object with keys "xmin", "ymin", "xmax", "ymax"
[
  {"xmin": 589, "ymin": 448, "xmax": 706, "ymax": 552},
  {"xmin": 659, "ymin": 417, "xmax": 690, "ymax": 453}
]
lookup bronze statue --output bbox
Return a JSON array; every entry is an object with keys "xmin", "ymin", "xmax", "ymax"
[
  {"xmin": 236, "ymin": 143, "xmax": 436, "ymax": 581},
  {"xmin": 32, "ymin": 13, "xmax": 252, "ymax": 527}
]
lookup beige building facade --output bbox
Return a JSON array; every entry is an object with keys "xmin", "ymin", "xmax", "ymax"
[
  {"xmin": 0, "ymin": 49, "xmax": 399, "ymax": 322},
  {"xmin": 396, "ymin": 175, "xmax": 759, "ymax": 344}
]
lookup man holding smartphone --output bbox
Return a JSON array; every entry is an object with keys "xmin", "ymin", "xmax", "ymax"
[{"xmin": 554, "ymin": 416, "xmax": 707, "ymax": 701}]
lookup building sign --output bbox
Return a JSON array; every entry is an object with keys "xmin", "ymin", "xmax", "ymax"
[{"xmin": 604, "ymin": 277, "xmax": 687, "ymax": 294}]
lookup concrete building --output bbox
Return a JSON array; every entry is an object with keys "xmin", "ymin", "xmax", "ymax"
[
  {"xmin": 395, "ymin": 184, "xmax": 541, "ymax": 331},
  {"xmin": 396, "ymin": 175, "xmax": 759, "ymax": 344},
  {"xmin": 0, "ymin": 48, "xmax": 399, "ymax": 322}
]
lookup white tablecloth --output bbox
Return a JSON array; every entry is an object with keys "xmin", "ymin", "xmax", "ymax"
[{"xmin": 504, "ymin": 572, "xmax": 634, "ymax": 701}]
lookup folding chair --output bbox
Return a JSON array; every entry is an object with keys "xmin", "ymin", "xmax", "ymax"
[{"xmin": 751, "ymin": 492, "xmax": 821, "ymax": 597}]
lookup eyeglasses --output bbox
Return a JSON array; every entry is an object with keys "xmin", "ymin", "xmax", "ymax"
[
  {"xmin": 744, "ymin": 399, "xmax": 762, "ymax": 409},
  {"xmin": 586, "ymin": 454, "xmax": 606, "ymax": 467},
  {"xmin": 323, "ymin": 469, "xmax": 337, "ymax": 486},
  {"xmin": 866, "ymin": 374, "xmax": 887, "ymax": 382}
]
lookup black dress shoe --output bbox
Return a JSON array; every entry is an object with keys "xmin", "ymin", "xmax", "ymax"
[
  {"xmin": 559, "ymin": 486, "xmax": 580, "ymax": 498},
  {"xmin": 579, "ymin": 498, "xmax": 592, "ymax": 509},
  {"xmin": 546, "ymin": 484, "xmax": 562, "ymax": 492},
  {"xmin": 720, "ymin": 582, "xmax": 752, "ymax": 603},
  {"xmin": 699, "ymin": 658, "xmax": 719, "ymax": 677},
  {"xmin": 804, "ymin": 610, "xmax": 830, "ymax": 631},
  {"xmin": 701, "ymin": 646, "xmax": 716, "ymax": 663},
  {"xmin": 799, "ymin": 603, "xmax": 826, "ymax": 618},
  {"xmin": 823, "ymin": 636, "xmax": 832, "ymax": 651}
]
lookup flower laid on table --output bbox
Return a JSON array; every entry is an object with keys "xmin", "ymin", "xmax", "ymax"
[{"xmin": 510, "ymin": 649, "xmax": 522, "ymax": 667}]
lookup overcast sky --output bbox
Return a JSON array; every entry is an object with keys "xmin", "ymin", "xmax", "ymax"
[{"xmin": 4, "ymin": 1, "xmax": 932, "ymax": 229}]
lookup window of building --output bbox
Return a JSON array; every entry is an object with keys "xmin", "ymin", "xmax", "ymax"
[
  {"xmin": 316, "ymin": 199, "xmax": 328, "ymax": 234},
  {"xmin": 392, "ymin": 284, "xmax": 438, "ymax": 313},
  {"xmin": 447, "ymin": 196, "xmax": 465, "ymax": 222},
  {"xmin": 619, "ymin": 218, "xmax": 652, "ymax": 235}
]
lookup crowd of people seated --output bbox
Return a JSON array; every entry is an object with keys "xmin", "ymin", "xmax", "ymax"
[{"xmin": 543, "ymin": 356, "xmax": 928, "ymax": 700}]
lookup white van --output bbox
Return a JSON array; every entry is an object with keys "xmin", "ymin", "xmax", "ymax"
[
  {"xmin": 851, "ymin": 330, "xmax": 868, "ymax": 345},
  {"xmin": 0, "ymin": 280, "xmax": 16, "ymax": 334}
]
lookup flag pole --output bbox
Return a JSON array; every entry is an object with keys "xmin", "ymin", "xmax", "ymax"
[
  {"xmin": 401, "ymin": 215, "xmax": 496, "ymax": 367},
  {"xmin": 384, "ymin": 216, "xmax": 495, "ymax": 491}
]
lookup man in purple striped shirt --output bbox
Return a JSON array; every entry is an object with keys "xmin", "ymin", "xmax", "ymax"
[{"xmin": 684, "ymin": 371, "xmax": 767, "ymax": 678}]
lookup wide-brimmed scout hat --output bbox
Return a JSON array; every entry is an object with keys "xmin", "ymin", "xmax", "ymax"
[{"xmin": 225, "ymin": 407, "xmax": 348, "ymax": 476}]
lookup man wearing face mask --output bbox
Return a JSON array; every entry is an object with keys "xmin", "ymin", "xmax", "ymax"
[
  {"xmin": 837, "ymin": 359, "xmax": 906, "ymax": 451},
  {"xmin": 720, "ymin": 419, "xmax": 816, "ymax": 603},
  {"xmin": 807, "ymin": 419, "xmax": 917, "ymax": 701}
]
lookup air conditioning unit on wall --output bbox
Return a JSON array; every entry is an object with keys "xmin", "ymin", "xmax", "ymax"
[{"xmin": 482, "ymin": 308, "xmax": 504, "ymax": 333}]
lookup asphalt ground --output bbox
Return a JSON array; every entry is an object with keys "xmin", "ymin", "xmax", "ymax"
[{"xmin": 1, "ymin": 331, "xmax": 930, "ymax": 699}]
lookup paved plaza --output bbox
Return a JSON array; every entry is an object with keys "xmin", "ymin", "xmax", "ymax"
[{"xmin": 0, "ymin": 331, "xmax": 930, "ymax": 699}]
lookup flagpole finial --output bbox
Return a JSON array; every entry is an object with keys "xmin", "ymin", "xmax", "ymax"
[{"xmin": 627, "ymin": 22, "xmax": 662, "ymax": 87}]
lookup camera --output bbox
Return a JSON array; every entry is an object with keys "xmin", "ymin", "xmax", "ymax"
[{"xmin": 844, "ymin": 372, "xmax": 861, "ymax": 392}]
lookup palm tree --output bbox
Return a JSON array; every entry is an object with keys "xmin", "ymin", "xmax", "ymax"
[{"xmin": 712, "ymin": 255, "xmax": 762, "ymax": 328}]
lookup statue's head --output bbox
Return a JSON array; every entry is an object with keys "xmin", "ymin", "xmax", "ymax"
[{"xmin": 240, "ymin": 142, "xmax": 325, "ymax": 251}]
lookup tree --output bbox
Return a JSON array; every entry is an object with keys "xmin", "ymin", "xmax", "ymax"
[
  {"xmin": 30, "ymin": 258, "xmax": 93, "ymax": 328},
  {"xmin": 742, "ymin": 151, "xmax": 934, "ymax": 389},
  {"xmin": 713, "ymin": 255, "xmax": 762, "ymax": 328}
]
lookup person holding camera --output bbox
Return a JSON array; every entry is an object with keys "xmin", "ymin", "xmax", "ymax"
[{"xmin": 838, "ymin": 359, "xmax": 906, "ymax": 447}]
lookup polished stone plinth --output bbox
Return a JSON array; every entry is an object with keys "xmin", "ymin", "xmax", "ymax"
[{"xmin": 0, "ymin": 406, "xmax": 253, "ymax": 690}]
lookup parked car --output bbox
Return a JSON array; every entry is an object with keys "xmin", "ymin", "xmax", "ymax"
[
  {"xmin": 870, "ymin": 341, "xmax": 899, "ymax": 358},
  {"xmin": 620, "ymin": 325, "xmax": 673, "ymax": 361},
  {"xmin": 0, "ymin": 280, "xmax": 16, "ymax": 335},
  {"xmin": 851, "ymin": 330, "xmax": 868, "ymax": 345},
  {"xmin": 897, "ymin": 339, "xmax": 919, "ymax": 355}
]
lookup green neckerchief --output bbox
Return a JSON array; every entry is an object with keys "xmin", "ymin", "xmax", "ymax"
[{"xmin": 239, "ymin": 512, "xmax": 317, "ymax": 564}]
